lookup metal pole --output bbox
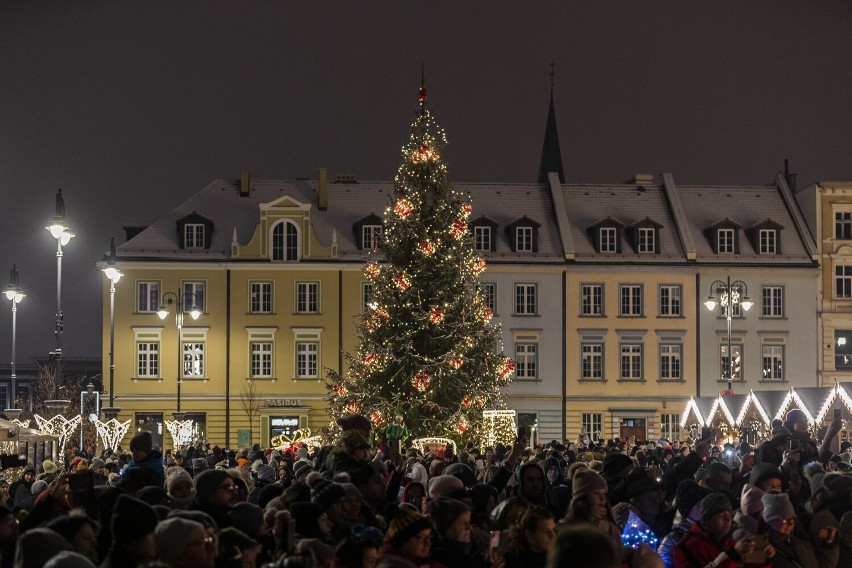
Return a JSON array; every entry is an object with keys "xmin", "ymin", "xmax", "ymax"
[
  {"xmin": 54, "ymin": 238, "xmax": 63, "ymax": 399},
  {"xmin": 108, "ymin": 280, "xmax": 116, "ymax": 407},
  {"xmin": 10, "ymin": 299, "xmax": 17, "ymax": 407},
  {"xmin": 726, "ymin": 275, "xmax": 733, "ymax": 392},
  {"xmin": 176, "ymin": 308, "xmax": 182, "ymax": 414}
]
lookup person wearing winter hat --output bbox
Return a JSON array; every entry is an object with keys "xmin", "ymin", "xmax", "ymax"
[
  {"xmin": 657, "ymin": 479, "xmax": 712, "ymax": 567},
  {"xmin": 674, "ymin": 492, "xmax": 771, "ymax": 568},
  {"xmin": 336, "ymin": 414, "xmax": 372, "ymax": 439},
  {"xmin": 427, "ymin": 474, "xmax": 465, "ymax": 500},
  {"xmin": 218, "ymin": 527, "xmax": 261, "ymax": 568},
  {"xmin": 38, "ymin": 459, "xmax": 59, "ymax": 483},
  {"xmin": 806, "ymin": 471, "xmax": 848, "ymax": 567},
  {"xmin": 330, "ymin": 430, "xmax": 372, "ymax": 477},
  {"xmin": 47, "ymin": 514, "xmax": 100, "ymax": 564},
  {"xmin": 43, "ymin": 550, "xmax": 98, "ymax": 568},
  {"xmin": 292, "ymin": 459, "xmax": 313, "ymax": 482},
  {"xmin": 101, "ymin": 494, "xmax": 158, "ymax": 568},
  {"xmin": 229, "ymin": 501, "xmax": 265, "ymax": 539},
  {"xmin": 155, "ymin": 516, "xmax": 216, "ymax": 568},
  {"xmin": 734, "ymin": 483, "xmax": 766, "ymax": 539},
  {"xmin": 11, "ymin": 464, "xmax": 36, "ymax": 509},
  {"xmin": 191, "ymin": 469, "xmax": 238, "ymax": 529},
  {"xmin": 306, "ymin": 471, "xmax": 348, "ymax": 532},
  {"xmin": 563, "ymin": 470, "xmax": 620, "ymax": 552},
  {"xmin": 762, "ymin": 492, "xmax": 816, "ymax": 567},
  {"xmin": 166, "ymin": 467, "xmax": 196, "ymax": 510},
  {"xmin": 120, "ymin": 430, "xmax": 165, "ymax": 492},
  {"xmin": 749, "ymin": 462, "xmax": 784, "ymax": 493},
  {"xmin": 428, "ymin": 497, "xmax": 479, "ymax": 568},
  {"xmin": 13, "ymin": 527, "xmax": 73, "ymax": 568},
  {"xmin": 378, "ymin": 506, "xmax": 433, "ymax": 567},
  {"xmin": 247, "ymin": 464, "xmax": 276, "ymax": 505}
]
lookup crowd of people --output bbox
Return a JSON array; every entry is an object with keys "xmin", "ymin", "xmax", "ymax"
[{"xmin": 0, "ymin": 408, "xmax": 851, "ymax": 567}]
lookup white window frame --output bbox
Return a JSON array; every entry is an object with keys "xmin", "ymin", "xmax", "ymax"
[
  {"xmin": 659, "ymin": 343, "xmax": 682, "ymax": 381},
  {"xmin": 250, "ymin": 281, "xmax": 273, "ymax": 314},
  {"xmin": 581, "ymin": 284, "xmax": 604, "ymax": 316},
  {"xmin": 660, "ymin": 413, "xmax": 681, "ymax": 441},
  {"xmin": 514, "ymin": 283, "xmax": 537, "ymax": 315},
  {"xmin": 759, "ymin": 229, "xmax": 776, "ymax": 254},
  {"xmin": 516, "ymin": 226, "xmax": 533, "ymax": 252},
  {"xmin": 620, "ymin": 284, "xmax": 642, "ymax": 316},
  {"xmin": 180, "ymin": 327, "xmax": 209, "ymax": 379},
  {"xmin": 762, "ymin": 286, "xmax": 783, "ymax": 318},
  {"xmin": 836, "ymin": 264, "xmax": 852, "ymax": 299},
  {"xmin": 581, "ymin": 343, "xmax": 603, "ymax": 380},
  {"xmin": 182, "ymin": 281, "xmax": 205, "ymax": 313},
  {"xmin": 272, "ymin": 220, "xmax": 300, "ymax": 261},
  {"xmin": 638, "ymin": 227, "xmax": 655, "ymax": 253},
  {"xmin": 515, "ymin": 343, "xmax": 538, "ymax": 380},
  {"xmin": 582, "ymin": 413, "xmax": 603, "ymax": 441},
  {"xmin": 483, "ymin": 282, "xmax": 496, "ymax": 312},
  {"xmin": 184, "ymin": 223, "xmax": 205, "ymax": 249},
  {"xmin": 132, "ymin": 327, "xmax": 164, "ymax": 378},
  {"xmin": 837, "ymin": 211, "xmax": 852, "ymax": 240},
  {"xmin": 600, "ymin": 227, "xmax": 616, "ymax": 253},
  {"xmin": 247, "ymin": 327, "xmax": 277, "ymax": 379},
  {"xmin": 137, "ymin": 281, "xmax": 160, "ymax": 313},
  {"xmin": 620, "ymin": 343, "xmax": 643, "ymax": 381},
  {"xmin": 474, "ymin": 226, "xmax": 492, "ymax": 252},
  {"xmin": 717, "ymin": 228, "xmax": 735, "ymax": 253},
  {"xmin": 362, "ymin": 282, "xmax": 375, "ymax": 313},
  {"xmin": 720, "ymin": 342, "xmax": 744, "ymax": 382},
  {"xmin": 362, "ymin": 225, "xmax": 382, "ymax": 250},
  {"xmin": 762, "ymin": 345, "xmax": 784, "ymax": 381},
  {"xmin": 293, "ymin": 328, "xmax": 322, "ymax": 380},
  {"xmin": 658, "ymin": 285, "xmax": 682, "ymax": 317},
  {"xmin": 296, "ymin": 282, "xmax": 319, "ymax": 314}
]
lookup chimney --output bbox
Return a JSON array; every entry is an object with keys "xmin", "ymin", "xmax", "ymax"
[
  {"xmin": 631, "ymin": 173, "xmax": 654, "ymax": 184},
  {"xmin": 240, "ymin": 168, "xmax": 250, "ymax": 197},
  {"xmin": 784, "ymin": 158, "xmax": 797, "ymax": 192},
  {"xmin": 318, "ymin": 168, "xmax": 328, "ymax": 210}
]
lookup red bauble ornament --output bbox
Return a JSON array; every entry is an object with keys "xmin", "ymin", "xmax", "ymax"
[
  {"xmin": 450, "ymin": 220, "xmax": 466, "ymax": 239},
  {"xmin": 450, "ymin": 357, "xmax": 464, "ymax": 370},
  {"xmin": 429, "ymin": 306, "xmax": 445, "ymax": 324},
  {"xmin": 412, "ymin": 372, "xmax": 430, "ymax": 392},
  {"xmin": 394, "ymin": 198, "xmax": 414, "ymax": 218}
]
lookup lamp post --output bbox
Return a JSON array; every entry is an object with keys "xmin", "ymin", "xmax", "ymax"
[
  {"xmin": 45, "ymin": 188, "xmax": 74, "ymax": 404},
  {"xmin": 704, "ymin": 276, "xmax": 753, "ymax": 393},
  {"xmin": 80, "ymin": 382, "xmax": 100, "ymax": 451},
  {"xmin": 101, "ymin": 238, "xmax": 122, "ymax": 412},
  {"xmin": 158, "ymin": 290, "xmax": 202, "ymax": 419},
  {"xmin": 4, "ymin": 265, "xmax": 24, "ymax": 413}
]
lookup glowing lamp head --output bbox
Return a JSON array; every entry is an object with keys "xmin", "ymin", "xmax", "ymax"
[
  {"xmin": 189, "ymin": 308, "xmax": 201, "ymax": 320},
  {"xmin": 59, "ymin": 230, "xmax": 75, "ymax": 246},
  {"xmin": 103, "ymin": 266, "xmax": 123, "ymax": 284},
  {"xmin": 740, "ymin": 298, "xmax": 753, "ymax": 311},
  {"xmin": 157, "ymin": 307, "xmax": 170, "ymax": 320},
  {"xmin": 4, "ymin": 288, "xmax": 23, "ymax": 303},
  {"xmin": 704, "ymin": 297, "xmax": 717, "ymax": 311},
  {"xmin": 47, "ymin": 220, "xmax": 67, "ymax": 240}
]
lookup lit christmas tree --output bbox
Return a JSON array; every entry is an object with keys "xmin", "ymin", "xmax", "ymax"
[{"xmin": 326, "ymin": 83, "xmax": 514, "ymax": 441}]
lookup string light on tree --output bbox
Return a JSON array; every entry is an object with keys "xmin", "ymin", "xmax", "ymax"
[{"xmin": 325, "ymin": 78, "xmax": 513, "ymax": 441}]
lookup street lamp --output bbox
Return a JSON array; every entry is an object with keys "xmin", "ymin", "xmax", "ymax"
[
  {"xmin": 80, "ymin": 382, "xmax": 100, "ymax": 451},
  {"xmin": 704, "ymin": 276, "xmax": 752, "ymax": 393},
  {"xmin": 157, "ymin": 290, "xmax": 202, "ymax": 418},
  {"xmin": 101, "ymin": 238, "xmax": 122, "ymax": 409},
  {"xmin": 45, "ymin": 188, "xmax": 74, "ymax": 402},
  {"xmin": 4, "ymin": 265, "xmax": 24, "ymax": 412}
]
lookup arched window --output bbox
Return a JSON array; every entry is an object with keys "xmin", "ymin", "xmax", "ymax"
[{"xmin": 272, "ymin": 221, "xmax": 299, "ymax": 261}]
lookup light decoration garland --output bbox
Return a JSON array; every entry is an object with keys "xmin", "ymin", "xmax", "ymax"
[
  {"xmin": 271, "ymin": 428, "xmax": 317, "ymax": 451},
  {"xmin": 35, "ymin": 414, "xmax": 81, "ymax": 451},
  {"xmin": 94, "ymin": 417, "xmax": 131, "ymax": 452},
  {"xmin": 413, "ymin": 437, "xmax": 455, "ymax": 455},
  {"xmin": 10, "ymin": 418, "xmax": 30, "ymax": 428},
  {"xmin": 680, "ymin": 397, "xmax": 705, "ymax": 429},
  {"xmin": 621, "ymin": 511, "xmax": 659, "ymax": 550},
  {"xmin": 394, "ymin": 198, "xmax": 414, "ymax": 217},
  {"xmin": 774, "ymin": 388, "xmax": 816, "ymax": 426},
  {"xmin": 165, "ymin": 419, "xmax": 195, "ymax": 449},
  {"xmin": 735, "ymin": 391, "xmax": 772, "ymax": 428}
]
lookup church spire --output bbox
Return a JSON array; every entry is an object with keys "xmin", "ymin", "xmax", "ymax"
[{"xmin": 537, "ymin": 62, "xmax": 565, "ymax": 184}]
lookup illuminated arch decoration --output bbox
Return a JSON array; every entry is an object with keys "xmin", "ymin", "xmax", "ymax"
[
  {"xmin": 165, "ymin": 419, "xmax": 195, "ymax": 450},
  {"xmin": 35, "ymin": 414, "xmax": 82, "ymax": 451},
  {"xmin": 271, "ymin": 428, "xmax": 320, "ymax": 451},
  {"xmin": 94, "ymin": 418, "xmax": 131, "ymax": 452},
  {"xmin": 482, "ymin": 409, "xmax": 517, "ymax": 447},
  {"xmin": 413, "ymin": 437, "xmax": 455, "ymax": 456}
]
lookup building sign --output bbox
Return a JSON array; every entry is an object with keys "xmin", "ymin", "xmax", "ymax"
[
  {"xmin": 269, "ymin": 416, "xmax": 300, "ymax": 439},
  {"xmin": 266, "ymin": 399, "xmax": 303, "ymax": 408}
]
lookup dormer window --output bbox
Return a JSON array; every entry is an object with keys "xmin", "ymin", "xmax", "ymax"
[
  {"xmin": 470, "ymin": 216, "xmax": 498, "ymax": 253},
  {"xmin": 706, "ymin": 219, "xmax": 742, "ymax": 255},
  {"xmin": 600, "ymin": 228, "xmax": 617, "ymax": 252},
  {"xmin": 176, "ymin": 212, "xmax": 214, "ymax": 250},
  {"xmin": 353, "ymin": 214, "xmax": 383, "ymax": 251},
  {"xmin": 589, "ymin": 217, "xmax": 625, "ymax": 254},
  {"xmin": 629, "ymin": 218, "xmax": 662, "ymax": 254},
  {"xmin": 505, "ymin": 216, "xmax": 541, "ymax": 253},
  {"xmin": 747, "ymin": 219, "xmax": 783, "ymax": 255}
]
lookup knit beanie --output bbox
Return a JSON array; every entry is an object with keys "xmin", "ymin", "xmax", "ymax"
[
  {"xmin": 111, "ymin": 494, "xmax": 159, "ymax": 545},
  {"xmin": 571, "ymin": 469, "xmax": 607, "ymax": 500},
  {"xmin": 155, "ymin": 517, "xmax": 205, "ymax": 565},
  {"xmin": 293, "ymin": 459, "xmax": 313, "ymax": 479},
  {"xmin": 784, "ymin": 409, "xmax": 808, "ymax": 432},
  {"xmin": 443, "ymin": 463, "xmax": 477, "ymax": 488},
  {"xmin": 256, "ymin": 464, "xmax": 276, "ymax": 483},
  {"xmin": 386, "ymin": 506, "xmax": 433, "ymax": 549},
  {"xmin": 31, "ymin": 479, "xmax": 48, "ymax": 495},
  {"xmin": 42, "ymin": 459, "xmax": 58, "ymax": 475},
  {"xmin": 761, "ymin": 493, "xmax": 795, "ymax": 532},
  {"xmin": 699, "ymin": 492, "xmax": 732, "ymax": 524},
  {"xmin": 769, "ymin": 426, "xmax": 792, "ymax": 446},
  {"xmin": 602, "ymin": 453, "xmax": 633, "ymax": 478},
  {"xmin": 230, "ymin": 502, "xmax": 264, "ymax": 537},
  {"xmin": 823, "ymin": 472, "xmax": 852, "ymax": 500},
  {"xmin": 803, "ymin": 462, "xmax": 827, "ymax": 497},
  {"xmin": 740, "ymin": 484, "xmax": 765, "ymax": 516},
  {"xmin": 427, "ymin": 475, "xmax": 465, "ymax": 499},
  {"xmin": 339, "ymin": 430, "xmax": 371, "ymax": 456},
  {"xmin": 749, "ymin": 462, "xmax": 783, "ymax": 489},
  {"xmin": 193, "ymin": 469, "xmax": 232, "ymax": 503},
  {"xmin": 130, "ymin": 431, "xmax": 153, "ymax": 455},
  {"xmin": 307, "ymin": 472, "xmax": 346, "ymax": 511},
  {"xmin": 336, "ymin": 413, "xmax": 372, "ymax": 433},
  {"xmin": 13, "ymin": 528, "xmax": 72, "ymax": 568},
  {"xmin": 427, "ymin": 497, "xmax": 470, "ymax": 538}
]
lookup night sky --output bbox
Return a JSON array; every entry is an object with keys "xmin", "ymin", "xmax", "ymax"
[{"xmin": 1, "ymin": 2, "xmax": 851, "ymax": 364}]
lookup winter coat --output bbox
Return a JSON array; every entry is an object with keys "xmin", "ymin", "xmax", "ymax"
[
  {"xmin": 674, "ymin": 521, "xmax": 771, "ymax": 568},
  {"xmin": 808, "ymin": 508, "xmax": 841, "ymax": 568},
  {"xmin": 767, "ymin": 529, "xmax": 817, "ymax": 568},
  {"xmin": 121, "ymin": 450, "xmax": 165, "ymax": 489}
]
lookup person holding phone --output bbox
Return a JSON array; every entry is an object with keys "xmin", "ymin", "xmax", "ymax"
[
  {"xmin": 761, "ymin": 493, "xmax": 816, "ymax": 567},
  {"xmin": 674, "ymin": 493, "xmax": 774, "ymax": 567}
]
